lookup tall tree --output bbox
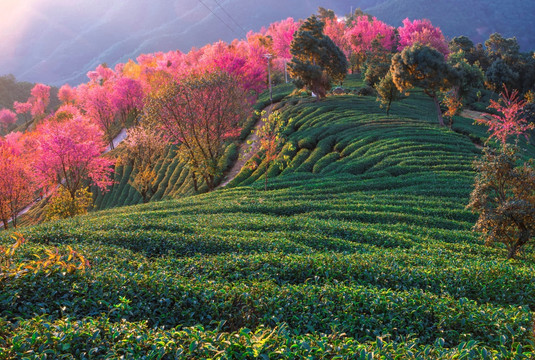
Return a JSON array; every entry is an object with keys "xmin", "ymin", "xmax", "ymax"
[
  {"xmin": 58, "ymin": 84, "xmax": 77, "ymax": 104},
  {"xmin": 376, "ymin": 71, "xmax": 401, "ymax": 116},
  {"xmin": 391, "ymin": 43, "xmax": 458, "ymax": 126},
  {"xmin": 288, "ymin": 15, "xmax": 348, "ymax": 99},
  {"xmin": 397, "ymin": 18, "xmax": 449, "ymax": 57},
  {"xmin": 345, "ymin": 16, "xmax": 395, "ymax": 73},
  {"xmin": 121, "ymin": 126, "xmax": 167, "ymax": 202},
  {"xmin": 0, "ymin": 136, "xmax": 34, "ymax": 229},
  {"xmin": 485, "ymin": 33, "xmax": 520, "ymax": 63},
  {"xmin": 0, "ymin": 109, "xmax": 17, "ymax": 133},
  {"xmin": 28, "ymin": 83, "xmax": 51, "ymax": 119},
  {"xmin": 111, "ymin": 77, "xmax": 144, "ymax": 126},
  {"xmin": 266, "ymin": 17, "xmax": 300, "ymax": 79},
  {"xmin": 78, "ymin": 84, "xmax": 118, "ymax": 149},
  {"xmin": 34, "ymin": 115, "xmax": 114, "ymax": 204},
  {"xmin": 144, "ymin": 70, "xmax": 250, "ymax": 191},
  {"xmin": 467, "ymin": 145, "xmax": 535, "ymax": 259}
]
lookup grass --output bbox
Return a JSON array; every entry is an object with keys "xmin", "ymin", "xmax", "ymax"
[{"xmin": 1, "ymin": 75, "xmax": 535, "ymax": 359}]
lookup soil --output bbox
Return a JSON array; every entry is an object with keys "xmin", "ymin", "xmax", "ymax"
[{"xmin": 217, "ymin": 104, "xmax": 275, "ymax": 189}]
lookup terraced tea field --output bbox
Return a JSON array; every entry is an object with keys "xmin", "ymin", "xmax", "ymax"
[{"xmin": 2, "ymin": 78, "xmax": 534, "ymax": 358}]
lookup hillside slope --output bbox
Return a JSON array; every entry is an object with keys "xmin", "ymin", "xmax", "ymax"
[{"xmin": 2, "ymin": 79, "xmax": 535, "ymax": 358}]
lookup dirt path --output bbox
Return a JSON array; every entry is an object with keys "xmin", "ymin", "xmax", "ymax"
[
  {"xmin": 461, "ymin": 109, "xmax": 491, "ymax": 122},
  {"xmin": 459, "ymin": 109, "xmax": 489, "ymax": 150},
  {"xmin": 217, "ymin": 104, "xmax": 275, "ymax": 189}
]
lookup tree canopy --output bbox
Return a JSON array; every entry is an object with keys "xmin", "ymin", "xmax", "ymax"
[
  {"xmin": 391, "ymin": 43, "xmax": 458, "ymax": 126},
  {"xmin": 288, "ymin": 15, "xmax": 348, "ymax": 99}
]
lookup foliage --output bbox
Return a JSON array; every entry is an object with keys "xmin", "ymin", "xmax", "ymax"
[
  {"xmin": 144, "ymin": 70, "xmax": 250, "ymax": 191},
  {"xmin": 28, "ymin": 83, "xmax": 51, "ymax": 119},
  {"xmin": 344, "ymin": 16, "xmax": 395, "ymax": 73},
  {"xmin": 34, "ymin": 115, "xmax": 114, "ymax": 201},
  {"xmin": 476, "ymin": 87, "xmax": 534, "ymax": 145},
  {"xmin": 397, "ymin": 18, "xmax": 449, "ymax": 56},
  {"xmin": 0, "ymin": 232, "xmax": 89, "ymax": 281},
  {"xmin": 265, "ymin": 17, "xmax": 300, "ymax": 67},
  {"xmin": 3, "ymin": 76, "xmax": 535, "ymax": 357},
  {"xmin": 449, "ymin": 35, "xmax": 475, "ymax": 54},
  {"xmin": 485, "ymin": 33, "xmax": 520, "ymax": 63},
  {"xmin": 442, "ymin": 88, "xmax": 463, "ymax": 128},
  {"xmin": 111, "ymin": 77, "xmax": 144, "ymax": 125},
  {"xmin": 364, "ymin": 40, "xmax": 393, "ymax": 87},
  {"xmin": 376, "ymin": 71, "xmax": 401, "ymax": 115},
  {"xmin": 77, "ymin": 83, "xmax": 118, "ymax": 149},
  {"xmin": 391, "ymin": 43, "xmax": 459, "ymax": 126},
  {"xmin": 288, "ymin": 15, "xmax": 348, "ymax": 99},
  {"xmin": 0, "ymin": 109, "xmax": 17, "ymax": 133},
  {"xmin": 447, "ymin": 51, "xmax": 485, "ymax": 98},
  {"xmin": 467, "ymin": 145, "xmax": 535, "ymax": 259},
  {"xmin": 249, "ymin": 110, "xmax": 293, "ymax": 191},
  {"xmin": 485, "ymin": 59, "xmax": 519, "ymax": 92},
  {"xmin": 57, "ymin": 84, "xmax": 76, "ymax": 104},
  {"xmin": 0, "ymin": 136, "xmax": 34, "ymax": 229},
  {"xmin": 121, "ymin": 126, "xmax": 167, "ymax": 202},
  {"xmin": 46, "ymin": 187, "xmax": 94, "ymax": 220}
]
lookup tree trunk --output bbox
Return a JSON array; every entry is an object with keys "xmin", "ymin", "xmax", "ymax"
[
  {"xmin": 2, "ymin": 219, "xmax": 8, "ymax": 230},
  {"xmin": 432, "ymin": 95, "xmax": 445, "ymax": 127},
  {"xmin": 264, "ymin": 168, "xmax": 268, "ymax": 191},
  {"xmin": 141, "ymin": 190, "xmax": 149, "ymax": 203},
  {"xmin": 508, "ymin": 228, "xmax": 531, "ymax": 259},
  {"xmin": 191, "ymin": 172, "xmax": 198, "ymax": 192}
]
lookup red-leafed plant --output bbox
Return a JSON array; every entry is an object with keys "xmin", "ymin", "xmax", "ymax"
[{"xmin": 476, "ymin": 87, "xmax": 534, "ymax": 145}]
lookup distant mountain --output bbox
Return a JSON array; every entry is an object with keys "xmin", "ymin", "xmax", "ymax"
[
  {"xmin": 1, "ymin": 0, "xmax": 533, "ymax": 86},
  {"xmin": 366, "ymin": 0, "xmax": 535, "ymax": 52}
]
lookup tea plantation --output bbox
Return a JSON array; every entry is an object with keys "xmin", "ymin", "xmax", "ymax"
[{"xmin": 2, "ymin": 77, "xmax": 535, "ymax": 358}]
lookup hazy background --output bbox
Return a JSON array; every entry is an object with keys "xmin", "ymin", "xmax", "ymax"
[{"xmin": 1, "ymin": 0, "xmax": 533, "ymax": 86}]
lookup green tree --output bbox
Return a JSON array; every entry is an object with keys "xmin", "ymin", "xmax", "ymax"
[
  {"xmin": 485, "ymin": 33, "xmax": 520, "ymax": 63},
  {"xmin": 365, "ymin": 39, "xmax": 393, "ymax": 87},
  {"xmin": 317, "ymin": 7, "xmax": 335, "ymax": 21},
  {"xmin": 447, "ymin": 51, "xmax": 485, "ymax": 98},
  {"xmin": 485, "ymin": 59, "xmax": 519, "ymax": 92},
  {"xmin": 390, "ymin": 43, "xmax": 458, "ymax": 126},
  {"xmin": 449, "ymin": 35, "xmax": 475, "ymax": 54},
  {"xmin": 376, "ymin": 71, "xmax": 401, "ymax": 116},
  {"xmin": 288, "ymin": 15, "xmax": 348, "ymax": 99}
]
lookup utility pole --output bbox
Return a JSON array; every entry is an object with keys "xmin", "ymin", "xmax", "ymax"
[
  {"xmin": 264, "ymin": 53, "xmax": 273, "ymax": 103},
  {"xmin": 284, "ymin": 59, "xmax": 288, "ymax": 83}
]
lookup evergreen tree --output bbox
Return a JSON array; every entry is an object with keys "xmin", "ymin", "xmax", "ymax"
[
  {"xmin": 288, "ymin": 15, "xmax": 348, "ymax": 99},
  {"xmin": 376, "ymin": 71, "xmax": 401, "ymax": 116},
  {"xmin": 391, "ymin": 43, "xmax": 458, "ymax": 126}
]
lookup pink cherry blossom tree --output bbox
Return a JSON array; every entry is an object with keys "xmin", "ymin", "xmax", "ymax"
[
  {"xmin": 34, "ymin": 115, "xmax": 114, "ymax": 201},
  {"xmin": 111, "ymin": 77, "xmax": 144, "ymax": 125},
  {"xmin": 58, "ymin": 84, "xmax": 77, "ymax": 104},
  {"xmin": 397, "ymin": 18, "xmax": 449, "ymax": 57},
  {"xmin": 77, "ymin": 83, "xmax": 118, "ymax": 149},
  {"xmin": 0, "ymin": 135, "xmax": 35, "ymax": 228},
  {"xmin": 29, "ymin": 83, "xmax": 51, "ymax": 118},
  {"xmin": 0, "ymin": 109, "xmax": 17, "ymax": 133},
  {"xmin": 345, "ymin": 16, "xmax": 395, "ymax": 72}
]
